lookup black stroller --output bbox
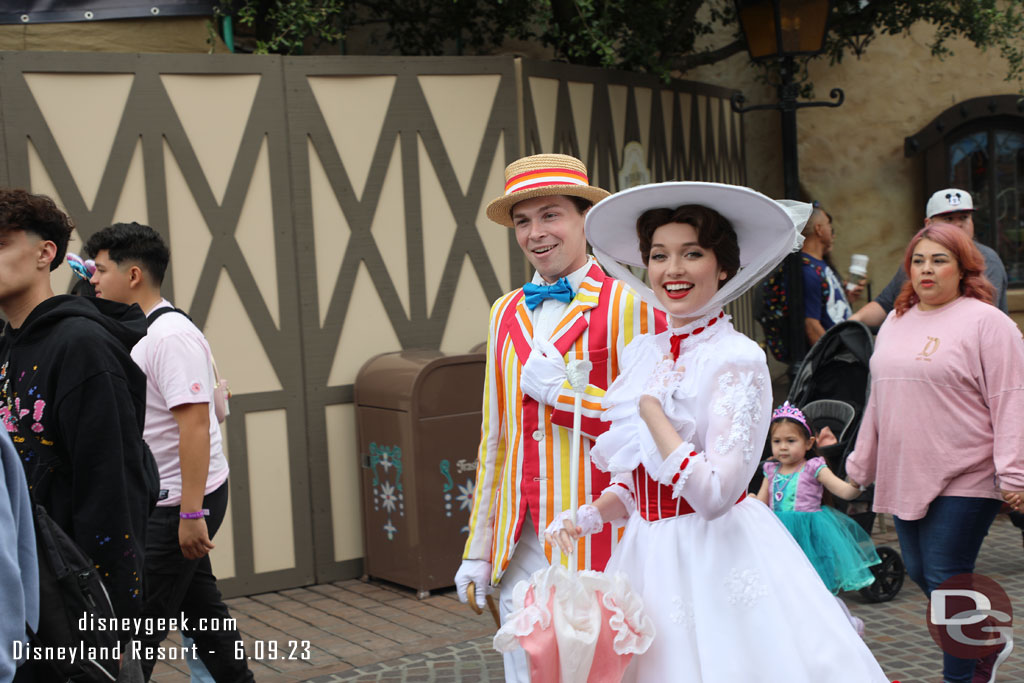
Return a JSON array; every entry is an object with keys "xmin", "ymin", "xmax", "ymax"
[{"xmin": 785, "ymin": 320, "xmax": 905, "ymax": 603}]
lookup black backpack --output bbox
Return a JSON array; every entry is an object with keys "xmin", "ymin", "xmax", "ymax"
[
  {"xmin": 27, "ymin": 502, "xmax": 120, "ymax": 682},
  {"xmin": 756, "ymin": 253, "xmax": 824, "ymax": 363}
]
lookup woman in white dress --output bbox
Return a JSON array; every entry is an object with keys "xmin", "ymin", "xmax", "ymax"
[{"xmin": 545, "ymin": 183, "xmax": 888, "ymax": 682}]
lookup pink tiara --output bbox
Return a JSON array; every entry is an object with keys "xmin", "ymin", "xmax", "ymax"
[{"xmin": 772, "ymin": 401, "xmax": 810, "ymax": 434}]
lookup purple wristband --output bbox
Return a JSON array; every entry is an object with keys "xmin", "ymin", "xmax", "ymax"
[{"xmin": 179, "ymin": 509, "xmax": 210, "ymax": 520}]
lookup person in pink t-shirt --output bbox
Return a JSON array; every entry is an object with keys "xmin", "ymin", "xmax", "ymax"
[
  {"xmin": 846, "ymin": 222, "xmax": 1024, "ymax": 683},
  {"xmin": 87, "ymin": 223, "xmax": 253, "ymax": 683}
]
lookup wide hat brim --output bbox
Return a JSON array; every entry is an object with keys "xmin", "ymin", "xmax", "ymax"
[
  {"xmin": 486, "ymin": 185, "xmax": 610, "ymax": 227},
  {"xmin": 585, "ymin": 181, "xmax": 797, "ymax": 268}
]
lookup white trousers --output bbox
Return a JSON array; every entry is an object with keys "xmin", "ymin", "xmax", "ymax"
[{"xmin": 498, "ymin": 514, "xmax": 549, "ymax": 683}]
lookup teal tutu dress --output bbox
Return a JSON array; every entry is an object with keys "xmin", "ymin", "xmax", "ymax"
[{"xmin": 764, "ymin": 457, "xmax": 880, "ymax": 593}]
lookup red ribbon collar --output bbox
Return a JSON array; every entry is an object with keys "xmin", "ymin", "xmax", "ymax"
[{"xmin": 669, "ymin": 310, "xmax": 725, "ymax": 360}]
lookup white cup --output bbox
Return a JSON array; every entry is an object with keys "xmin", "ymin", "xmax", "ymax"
[{"xmin": 849, "ymin": 253, "xmax": 869, "ymax": 278}]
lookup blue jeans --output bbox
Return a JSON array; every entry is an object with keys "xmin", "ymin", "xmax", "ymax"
[{"xmin": 893, "ymin": 496, "xmax": 1002, "ymax": 683}]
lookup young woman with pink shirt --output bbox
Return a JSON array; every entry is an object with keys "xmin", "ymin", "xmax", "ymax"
[{"xmin": 846, "ymin": 222, "xmax": 1024, "ymax": 683}]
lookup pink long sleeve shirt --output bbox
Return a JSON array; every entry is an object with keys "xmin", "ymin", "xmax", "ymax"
[{"xmin": 846, "ymin": 296, "xmax": 1024, "ymax": 520}]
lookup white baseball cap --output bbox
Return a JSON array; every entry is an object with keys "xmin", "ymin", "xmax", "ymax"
[{"xmin": 926, "ymin": 188, "xmax": 974, "ymax": 218}]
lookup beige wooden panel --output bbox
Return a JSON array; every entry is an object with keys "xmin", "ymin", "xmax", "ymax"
[
  {"xmin": 419, "ymin": 135, "xmax": 459, "ymax": 314},
  {"xmin": 327, "ymin": 263, "xmax": 403, "ymax": 387},
  {"xmin": 325, "ymin": 403, "xmax": 363, "ymax": 562},
  {"xmin": 568, "ymin": 82, "xmax": 595, "ymax": 166},
  {"xmin": 696, "ymin": 95, "xmax": 708, "ymax": 157},
  {"xmin": 635, "ymin": 87, "xmax": 653, "ymax": 155},
  {"xmin": 309, "ymin": 136, "xmax": 351, "ymax": 327},
  {"xmin": 164, "ymin": 138, "xmax": 211, "ymax": 312},
  {"xmin": 608, "ymin": 84, "xmax": 628, "ymax": 166},
  {"xmin": 662, "ymin": 91, "xmax": 676, "ymax": 163},
  {"xmin": 112, "ymin": 138, "xmax": 149, "ymax": 227},
  {"xmin": 209, "ymin": 423, "xmax": 237, "ymax": 580},
  {"xmin": 474, "ymin": 132, "xmax": 511, "ymax": 290},
  {"xmin": 418, "ymin": 74, "xmax": 502, "ymax": 195},
  {"xmin": 24, "ymin": 72, "xmax": 133, "ymax": 210},
  {"xmin": 529, "ymin": 76, "xmax": 559, "ymax": 153},
  {"xmin": 204, "ymin": 269, "xmax": 283, "ymax": 394},
  {"xmin": 440, "ymin": 254, "xmax": 494, "ymax": 353},
  {"xmin": 680, "ymin": 92, "xmax": 694, "ymax": 167},
  {"xmin": 369, "ymin": 137, "xmax": 409, "ymax": 317},
  {"xmin": 234, "ymin": 137, "xmax": 280, "ymax": 328},
  {"xmin": 27, "ymin": 138, "xmax": 77, "ymax": 294},
  {"xmin": 160, "ymin": 74, "xmax": 261, "ymax": 204},
  {"xmin": 246, "ymin": 409, "xmax": 296, "ymax": 574},
  {"xmin": 307, "ymin": 75, "xmax": 397, "ymax": 199}
]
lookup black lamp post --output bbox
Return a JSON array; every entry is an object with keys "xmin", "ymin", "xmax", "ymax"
[
  {"xmin": 731, "ymin": 0, "xmax": 844, "ymax": 366},
  {"xmin": 731, "ymin": 0, "xmax": 844, "ymax": 200}
]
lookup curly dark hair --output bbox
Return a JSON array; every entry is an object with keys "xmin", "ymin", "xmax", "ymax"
[
  {"xmin": 85, "ymin": 222, "xmax": 170, "ymax": 286},
  {"xmin": 0, "ymin": 188, "xmax": 74, "ymax": 271},
  {"xmin": 636, "ymin": 204, "xmax": 740, "ymax": 284}
]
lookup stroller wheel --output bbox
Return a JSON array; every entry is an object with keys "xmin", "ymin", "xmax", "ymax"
[{"xmin": 859, "ymin": 545, "xmax": 904, "ymax": 603}]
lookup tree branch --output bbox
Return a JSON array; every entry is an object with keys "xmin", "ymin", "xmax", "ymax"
[{"xmin": 669, "ymin": 39, "xmax": 746, "ymax": 73}]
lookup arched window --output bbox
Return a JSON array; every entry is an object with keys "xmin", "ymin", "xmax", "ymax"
[{"xmin": 906, "ymin": 96, "xmax": 1024, "ymax": 286}]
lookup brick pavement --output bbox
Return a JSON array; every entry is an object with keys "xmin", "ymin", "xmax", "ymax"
[{"xmin": 151, "ymin": 514, "xmax": 1024, "ymax": 683}]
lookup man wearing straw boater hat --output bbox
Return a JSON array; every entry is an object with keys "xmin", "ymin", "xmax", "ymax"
[{"xmin": 455, "ymin": 153, "xmax": 663, "ymax": 681}]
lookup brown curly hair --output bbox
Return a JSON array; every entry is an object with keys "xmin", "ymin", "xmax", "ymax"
[
  {"xmin": 636, "ymin": 204, "xmax": 740, "ymax": 284},
  {"xmin": 0, "ymin": 189, "xmax": 74, "ymax": 271}
]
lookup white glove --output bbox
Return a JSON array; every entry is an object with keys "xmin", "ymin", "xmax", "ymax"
[
  {"xmin": 520, "ymin": 339, "xmax": 567, "ymax": 406},
  {"xmin": 454, "ymin": 559, "xmax": 491, "ymax": 608},
  {"xmin": 544, "ymin": 504, "xmax": 604, "ymax": 539},
  {"xmin": 641, "ymin": 356, "xmax": 684, "ymax": 403}
]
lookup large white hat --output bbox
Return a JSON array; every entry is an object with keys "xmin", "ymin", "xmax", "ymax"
[{"xmin": 585, "ymin": 181, "xmax": 810, "ymax": 318}]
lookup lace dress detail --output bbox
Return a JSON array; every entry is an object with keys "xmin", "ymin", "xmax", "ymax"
[
  {"xmin": 724, "ymin": 568, "xmax": 769, "ymax": 608},
  {"xmin": 712, "ymin": 370, "xmax": 768, "ymax": 463}
]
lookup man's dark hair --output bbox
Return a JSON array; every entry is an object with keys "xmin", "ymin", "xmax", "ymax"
[
  {"xmin": 85, "ymin": 222, "xmax": 170, "ymax": 285},
  {"xmin": 567, "ymin": 196, "xmax": 593, "ymax": 214},
  {"xmin": 508, "ymin": 194, "xmax": 594, "ymax": 222},
  {"xmin": 0, "ymin": 189, "xmax": 74, "ymax": 272}
]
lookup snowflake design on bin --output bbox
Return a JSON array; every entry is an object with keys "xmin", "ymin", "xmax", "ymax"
[
  {"xmin": 379, "ymin": 481, "xmax": 398, "ymax": 513},
  {"xmin": 724, "ymin": 567, "xmax": 768, "ymax": 608},
  {"xmin": 456, "ymin": 480, "xmax": 474, "ymax": 511},
  {"xmin": 369, "ymin": 443, "xmax": 403, "ymax": 542},
  {"xmin": 440, "ymin": 460, "xmax": 474, "ymax": 534}
]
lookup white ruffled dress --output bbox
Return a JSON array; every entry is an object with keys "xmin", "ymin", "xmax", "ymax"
[{"xmin": 594, "ymin": 310, "xmax": 888, "ymax": 682}]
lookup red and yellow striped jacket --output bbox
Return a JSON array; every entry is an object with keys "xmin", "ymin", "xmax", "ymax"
[{"xmin": 464, "ymin": 260, "xmax": 664, "ymax": 584}]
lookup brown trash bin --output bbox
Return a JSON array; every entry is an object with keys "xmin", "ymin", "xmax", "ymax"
[{"xmin": 354, "ymin": 350, "xmax": 485, "ymax": 597}]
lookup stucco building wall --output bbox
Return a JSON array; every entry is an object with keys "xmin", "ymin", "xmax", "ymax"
[{"xmin": 685, "ymin": 24, "xmax": 1023, "ymax": 330}]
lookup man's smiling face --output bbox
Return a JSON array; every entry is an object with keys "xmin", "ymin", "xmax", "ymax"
[{"xmin": 512, "ymin": 195, "xmax": 588, "ymax": 283}]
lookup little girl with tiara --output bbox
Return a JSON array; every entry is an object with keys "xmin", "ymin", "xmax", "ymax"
[{"xmin": 756, "ymin": 401, "xmax": 880, "ymax": 596}]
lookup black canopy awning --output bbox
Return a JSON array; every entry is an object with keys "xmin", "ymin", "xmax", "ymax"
[{"xmin": 1, "ymin": 1, "xmax": 213, "ymax": 24}]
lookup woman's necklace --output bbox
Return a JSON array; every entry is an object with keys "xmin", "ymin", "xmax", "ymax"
[{"xmin": 773, "ymin": 468, "xmax": 798, "ymax": 503}]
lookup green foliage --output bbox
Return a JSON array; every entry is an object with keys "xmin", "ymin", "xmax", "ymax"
[
  {"xmin": 220, "ymin": 0, "xmax": 348, "ymax": 54},
  {"xmin": 827, "ymin": 0, "xmax": 1024, "ymax": 83},
  {"xmin": 218, "ymin": 0, "xmax": 1024, "ymax": 84}
]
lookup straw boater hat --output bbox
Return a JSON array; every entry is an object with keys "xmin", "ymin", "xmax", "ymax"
[
  {"xmin": 485, "ymin": 154, "xmax": 610, "ymax": 227},
  {"xmin": 585, "ymin": 182, "xmax": 811, "ymax": 318}
]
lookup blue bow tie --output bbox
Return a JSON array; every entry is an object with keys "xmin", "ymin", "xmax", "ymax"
[{"xmin": 523, "ymin": 277, "xmax": 574, "ymax": 310}]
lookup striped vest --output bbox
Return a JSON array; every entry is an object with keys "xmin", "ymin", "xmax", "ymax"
[{"xmin": 464, "ymin": 261, "xmax": 664, "ymax": 583}]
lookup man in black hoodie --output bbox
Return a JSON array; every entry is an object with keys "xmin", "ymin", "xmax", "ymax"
[{"xmin": 0, "ymin": 189, "xmax": 151, "ymax": 628}]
